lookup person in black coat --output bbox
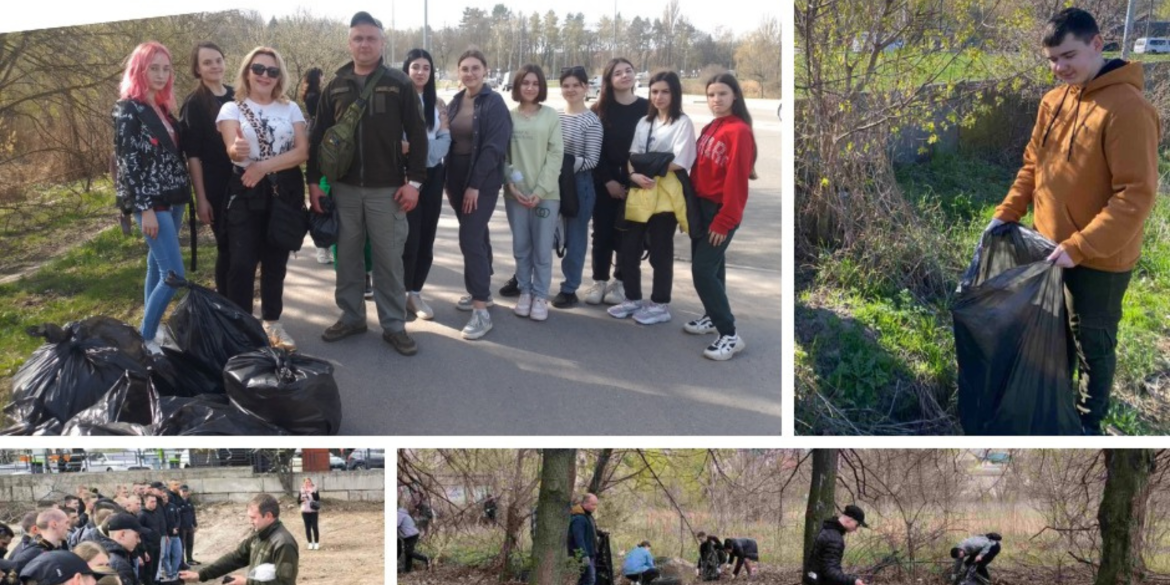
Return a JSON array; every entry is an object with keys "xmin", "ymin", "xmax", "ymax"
[
  {"xmin": 722, "ymin": 538, "xmax": 759, "ymax": 578},
  {"xmin": 138, "ymin": 494, "xmax": 166, "ymax": 585},
  {"xmin": 805, "ymin": 505, "xmax": 868, "ymax": 585},
  {"xmin": 96, "ymin": 513, "xmax": 144, "ymax": 585},
  {"xmin": 695, "ymin": 533, "xmax": 726, "ymax": 581},
  {"xmin": 178, "ymin": 485, "xmax": 199, "ymax": 565}
]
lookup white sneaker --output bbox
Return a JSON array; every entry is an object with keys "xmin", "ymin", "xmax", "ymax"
[
  {"xmin": 315, "ymin": 247, "xmax": 333, "ymax": 264},
  {"xmin": 607, "ymin": 299, "xmax": 642, "ymax": 319},
  {"xmin": 408, "ymin": 292, "xmax": 434, "ymax": 320},
  {"xmin": 603, "ymin": 280, "xmax": 627, "ymax": 305},
  {"xmin": 703, "ymin": 334, "xmax": 746, "ymax": 361},
  {"xmin": 145, "ymin": 339, "xmax": 163, "ymax": 355},
  {"xmin": 633, "ymin": 302, "xmax": 672, "ymax": 325},
  {"xmin": 584, "ymin": 280, "xmax": 608, "ymax": 305},
  {"xmin": 684, "ymin": 315, "xmax": 717, "ymax": 335},
  {"xmin": 457, "ymin": 294, "xmax": 495, "ymax": 311},
  {"xmin": 264, "ymin": 321, "xmax": 297, "ymax": 351},
  {"xmin": 530, "ymin": 297, "xmax": 549, "ymax": 321},
  {"xmin": 462, "ymin": 309, "xmax": 493, "ymax": 340},
  {"xmin": 513, "ymin": 293, "xmax": 533, "ymax": 317}
]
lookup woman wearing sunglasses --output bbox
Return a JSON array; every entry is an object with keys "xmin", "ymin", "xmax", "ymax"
[
  {"xmin": 215, "ymin": 46, "xmax": 308, "ymax": 350},
  {"xmin": 113, "ymin": 41, "xmax": 190, "ymax": 354}
]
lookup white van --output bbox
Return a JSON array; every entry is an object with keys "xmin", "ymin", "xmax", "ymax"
[{"xmin": 1134, "ymin": 37, "xmax": 1170, "ymax": 54}]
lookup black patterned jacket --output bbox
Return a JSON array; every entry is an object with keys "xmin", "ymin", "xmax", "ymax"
[{"xmin": 113, "ymin": 99, "xmax": 191, "ymax": 212}]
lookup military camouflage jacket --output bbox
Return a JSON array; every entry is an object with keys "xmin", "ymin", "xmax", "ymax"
[{"xmin": 198, "ymin": 520, "xmax": 299, "ymax": 585}]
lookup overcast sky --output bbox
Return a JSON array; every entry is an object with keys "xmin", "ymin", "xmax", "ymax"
[{"xmin": 4, "ymin": 0, "xmax": 778, "ymax": 37}]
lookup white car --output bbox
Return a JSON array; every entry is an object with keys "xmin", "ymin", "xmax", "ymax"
[{"xmin": 1135, "ymin": 37, "xmax": 1170, "ymax": 54}]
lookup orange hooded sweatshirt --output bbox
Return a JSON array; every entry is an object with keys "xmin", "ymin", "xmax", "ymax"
[{"xmin": 994, "ymin": 61, "xmax": 1160, "ymax": 272}]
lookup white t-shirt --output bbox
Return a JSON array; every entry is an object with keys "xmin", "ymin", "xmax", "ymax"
[
  {"xmin": 216, "ymin": 98, "xmax": 305, "ymax": 168},
  {"xmin": 630, "ymin": 113, "xmax": 697, "ymax": 170}
]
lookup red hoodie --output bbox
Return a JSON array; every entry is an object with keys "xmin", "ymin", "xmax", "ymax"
[{"xmin": 691, "ymin": 115, "xmax": 755, "ymax": 235}]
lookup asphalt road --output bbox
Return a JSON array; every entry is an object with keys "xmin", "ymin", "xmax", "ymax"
[{"xmin": 278, "ymin": 90, "xmax": 782, "ymax": 435}]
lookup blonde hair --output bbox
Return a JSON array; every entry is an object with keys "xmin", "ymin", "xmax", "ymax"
[
  {"xmin": 235, "ymin": 46, "xmax": 291, "ymax": 104},
  {"xmin": 73, "ymin": 540, "xmax": 110, "ymax": 562}
]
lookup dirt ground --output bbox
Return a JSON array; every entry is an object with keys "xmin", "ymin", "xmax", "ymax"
[{"xmin": 192, "ymin": 499, "xmax": 384, "ymax": 584}]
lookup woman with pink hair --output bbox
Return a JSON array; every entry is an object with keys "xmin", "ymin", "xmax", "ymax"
[{"xmin": 112, "ymin": 41, "xmax": 191, "ymax": 354}]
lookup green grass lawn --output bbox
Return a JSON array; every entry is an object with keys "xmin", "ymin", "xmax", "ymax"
[{"xmin": 796, "ymin": 152, "xmax": 1170, "ymax": 435}]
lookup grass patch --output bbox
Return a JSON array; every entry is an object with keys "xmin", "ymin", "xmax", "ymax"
[
  {"xmin": 0, "ymin": 180, "xmax": 119, "ymax": 275},
  {"xmin": 797, "ymin": 152, "xmax": 1170, "ymax": 435}
]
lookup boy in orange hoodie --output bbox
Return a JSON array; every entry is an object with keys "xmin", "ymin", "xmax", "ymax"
[{"xmin": 989, "ymin": 8, "xmax": 1160, "ymax": 434}]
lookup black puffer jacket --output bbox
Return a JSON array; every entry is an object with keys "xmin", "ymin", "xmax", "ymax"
[
  {"xmin": 806, "ymin": 519, "xmax": 857, "ymax": 585},
  {"xmin": 94, "ymin": 531, "xmax": 140, "ymax": 585},
  {"xmin": 138, "ymin": 507, "xmax": 165, "ymax": 549},
  {"xmin": 112, "ymin": 99, "xmax": 191, "ymax": 213}
]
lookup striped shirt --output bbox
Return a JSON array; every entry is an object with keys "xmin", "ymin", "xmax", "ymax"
[{"xmin": 559, "ymin": 109, "xmax": 603, "ymax": 173}]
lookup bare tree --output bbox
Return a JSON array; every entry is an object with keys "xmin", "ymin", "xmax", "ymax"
[{"xmin": 530, "ymin": 449, "xmax": 577, "ymax": 585}]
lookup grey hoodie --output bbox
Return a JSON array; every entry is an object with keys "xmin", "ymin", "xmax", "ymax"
[
  {"xmin": 956, "ymin": 535, "xmax": 996, "ymax": 557},
  {"xmin": 398, "ymin": 508, "xmax": 419, "ymax": 539}
]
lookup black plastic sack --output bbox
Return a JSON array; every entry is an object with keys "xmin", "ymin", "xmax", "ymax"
[
  {"xmin": 60, "ymin": 370, "xmax": 160, "ymax": 434},
  {"xmin": 951, "ymin": 223, "xmax": 1081, "ymax": 435},
  {"xmin": 165, "ymin": 272, "xmax": 269, "ymax": 375},
  {"xmin": 309, "ymin": 195, "xmax": 339, "ymax": 248},
  {"xmin": 595, "ymin": 532, "xmax": 615, "ymax": 585},
  {"xmin": 224, "ymin": 347, "xmax": 342, "ymax": 435},
  {"xmin": 150, "ymin": 347, "xmax": 225, "ymax": 397},
  {"xmin": 6, "ymin": 317, "xmax": 151, "ymax": 427},
  {"xmin": 153, "ymin": 394, "xmax": 288, "ymax": 435}
]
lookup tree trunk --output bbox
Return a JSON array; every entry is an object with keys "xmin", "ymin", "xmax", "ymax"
[
  {"xmin": 1095, "ymin": 449, "xmax": 1155, "ymax": 585},
  {"xmin": 588, "ymin": 449, "xmax": 613, "ymax": 495},
  {"xmin": 498, "ymin": 450, "xmax": 531, "ymax": 582},
  {"xmin": 803, "ymin": 449, "xmax": 838, "ymax": 578},
  {"xmin": 531, "ymin": 449, "xmax": 578, "ymax": 585}
]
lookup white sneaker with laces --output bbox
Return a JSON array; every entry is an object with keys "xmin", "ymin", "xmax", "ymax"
[
  {"xmin": 607, "ymin": 299, "xmax": 642, "ymax": 319},
  {"xmin": 684, "ymin": 315, "xmax": 717, "ymax": 335},
  {"xmin": 315, "ymin": 247, "xmax": 333, "ymax": 264},
  {"xmin": 584, "ymin": 280, "xmax": 608, "ymax": 305},
  {"xmin": 703, "ymin": 334, "xmax": 745, "ymax": 361},
  {"xmin": 514, "ymin": 293, "xmax": 533, "ymax": 317},
  {"xmin": 408, "ymin": 292, "xmax": 434, "ymax": 320},
  {"xmin": 603, "ymin": 280, "xmax": 626, "ymax": 305},
  {"xmin": 264, "ymin": 321, "xmax": 297, "ymax": 351},
  {"xmin": 633, "ymin": 302, "xmax": 672, "ymax": 325},
  {"xmin": 530, "ymin": 297, "xmax": 549, "ymax": 321},
  {"xmin": 462, "ymin": 309, "xmax": 493, "ymax": 340}
]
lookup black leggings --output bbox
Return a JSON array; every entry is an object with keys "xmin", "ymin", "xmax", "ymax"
[
  {"xmin": 399, "ymin": 535, "xmax": 429, "ymax": 572},
  {"xmin": 302, "ymin": 512, "xmax": 319, "ymax": 543},
  {"xmin": 403, "ymin": 163, "xmax": 447, "ymax": 292}
]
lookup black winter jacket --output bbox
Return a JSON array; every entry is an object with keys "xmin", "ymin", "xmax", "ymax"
[
  {"xmin": 306, "ymin": 58, "xmax": 428, "ymax": 188},
  {"xmin": 0, "ymin": 536, "xmax": 61, "ymax": 579},
  {"xmin": 446, "ymin": 86, "xmax": 512, "ymax": 192},
  {"xmin": 138, "ymin": 507, "xmax": 165, "ymax": 548},
  {"xmin": 806, "ymin": 519, "xmax": 857, "ymax": 585},
  {"xmin": 94, "ymin": 531, "xmax": 140, "ymax": 585},
  {"xmin": 165, "ymin": 491, "xmax": 183, "ymax": 535},
  {"xmin": 112, "ymin": 99, "xmax": 191, "ymax": 213},
  {"xmin": 180, "ymin": 494, "xmax": 198, "ymax": 529}
]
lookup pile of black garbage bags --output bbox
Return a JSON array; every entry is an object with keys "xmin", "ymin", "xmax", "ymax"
[{"xmin": 3, "ymin": 274, "xmax": 342, "ymax": 435}]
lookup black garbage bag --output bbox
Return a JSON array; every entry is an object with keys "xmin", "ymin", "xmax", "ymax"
[
  {"xmin": 6, "ymin": 317, "xmax": 151, "ymax": 427},
  {"xmin": 165, "ymin": 272, "xmax": 269, "ymax": 375},
  {"xmin": 60, "ymin": 370, "xmax": 160, "ymax": 433},
  {"xmin": 223, "ymin": 348, "xmax": 342, "ymax": 435},
  {"xmin": 150, "ymin": 347, "xmax": 225, "ymax": 397},
  {"xmin": 595, "ymin": 531, "xmax": 615, "ymax": 585},
  {"xmin": 62, "ymin": 422, "xmax": 153, "ymax": 436},
  {"xmin": 309, "ymin": 195, "xmax": 339, "ymax": 248},
  {"xmin": 153, "ymin": 394, "xmax": 288, "ymax": 435},
  {"xmin": 0, "ymin": 418, "xmax": 63, "ymax": 436},
  {"xmin": 951, "ymin": 223, "xmax": 1080, "ymax": 435}
]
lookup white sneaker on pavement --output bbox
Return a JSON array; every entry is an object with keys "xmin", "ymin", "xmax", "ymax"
[
  {"xmin": 603, "ymin": 280, "xmax": 626, "ymax": 305},
  {"xmin": 583, "ymin": 280, "xmax": 607, "ymax": 305}
]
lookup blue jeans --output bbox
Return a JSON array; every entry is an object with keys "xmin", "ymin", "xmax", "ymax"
[
  {"xmin": 162, "ymin": 533, "xmax": 183, "ymax": 577},
  {"xmin": 505, "ymin": 197, "xmax": 561, "ymax": 300},
  {"xmin": 560, "ymin": 172, "xmax": 598, "ymax": 294},
  {"xmin": 135, "ymin": 205, "xmax": 186, "ymax": 340},
  {"xmin": 578, "ymin": 557, "xmax": 596, "ymax": 585}
]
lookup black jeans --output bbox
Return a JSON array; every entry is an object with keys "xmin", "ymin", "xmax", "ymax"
[
  {"xmin": 181, "ymin": 527, "xmax": 195, "ymax": 562},
  {"xmin": 302, "ymin": 512, "xmax": 319, "ymax": 543},
  {"xmin": 591, "ymin": 179, "xmax": 624, "ymax": 282},
  {"xmin": 620, "ymin": 212, "xmax": 677, "ymax": 304},
  {"xmin": 142, "ymin": 546, "xmax": 160, "ymax": 585},
  {"xmin": 1064, "ymin": 266, "xmax": 1132, "ymax": 433},
  {"xmin": 403, "ymin": 163, "xmax": 446, "ymax": 293},
  {"xmin": 445, "ymin": 154, "xmax": 499, "ymax": 302},
  {"xmin": 691, "ymin": 197, "xmax": 739, "ymax": 336},
  {"xmin": 624, "ymin": 569, "xmax": 659, "ymax": 584},
  {"xmin": 205, "ymin": 172, "xmax": 232, "ymax": 296},
  {"xmin": 224, "ymin": 169, "xmax": 299, "ymax": 320},
  {"xmin": 399, "ymin": 535, "xmax": 428, "ymax": 572}
]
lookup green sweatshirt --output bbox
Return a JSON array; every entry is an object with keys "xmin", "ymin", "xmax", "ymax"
[{"xmin": 506, "ymin": 105, "xmax": 564, "ymax": 200}]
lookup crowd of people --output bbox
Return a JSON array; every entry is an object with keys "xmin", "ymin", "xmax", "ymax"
[
  {"xmin": 0, "ymin": 483, "xmax": 303, "ymax": 585},
  {"xmin": 113, "ymin": 9, "xmax": 758, "ymax": 362}
]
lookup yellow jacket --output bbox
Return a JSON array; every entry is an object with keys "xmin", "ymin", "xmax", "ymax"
[{"xmin": 625, "ymin": 171, "xmax": 689, "ymax": 234}]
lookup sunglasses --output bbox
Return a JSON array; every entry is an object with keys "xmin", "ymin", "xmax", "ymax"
[
  {"xmin": 249, "ymin": 63, "xmax": 281, "ymax": 78},
  {"xmin": 561, "ymin": 65, "xmax": 587, "ymax": 76}
]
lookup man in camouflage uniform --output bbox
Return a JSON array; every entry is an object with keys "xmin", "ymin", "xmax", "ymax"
[{"xmin": 177, "ymin": 494, "xmax": 298, "ymax": 585}]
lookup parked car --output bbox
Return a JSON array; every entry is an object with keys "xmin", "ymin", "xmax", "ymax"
[
  {"xmin": 586, "ymin": 76, "xmax": 601, "ymax": 101},
  {"xmin": 330, "ymin": 454, "xmax": 346, "ymax": 470},
  {"xmin": 1135, "ymin": 37, "xmax": 1170, "ymax": 54},
  {"xmin": 347, "ymin": 449, "xmax": 385, "ymax": 470},
  {"xmin": 84, "ymin": 452, "xmax": 136, "ymax": 472}
]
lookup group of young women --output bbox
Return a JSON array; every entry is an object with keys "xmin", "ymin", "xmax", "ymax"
[{"xmin": 113, "ymin": 39, "xmax": 756, "ymax": 360}]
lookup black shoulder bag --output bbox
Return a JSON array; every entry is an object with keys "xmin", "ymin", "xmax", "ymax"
[{"xmin": 238, "ymin": 103, "xmax": 309, "ymax": 252}]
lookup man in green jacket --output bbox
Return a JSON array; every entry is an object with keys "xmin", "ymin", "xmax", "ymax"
[{"xmin": 177, "ymin": 494, "xmax": 298, "ymax": 585}]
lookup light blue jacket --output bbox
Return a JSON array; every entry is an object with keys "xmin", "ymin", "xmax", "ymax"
[{"xmin": 621, "ymin": 546, "xmax": 655, "ymax": 575}]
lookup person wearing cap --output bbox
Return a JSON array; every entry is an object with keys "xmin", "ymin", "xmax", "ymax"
[
  {"xmin": 307, "ymin": 10, "xmax": 429, "ymax": 357},
  {"xmin": 137, "ymin": 494, "xmax": 165, "ymax": 585},
  {"xmin": 18, "ymin": 550, "xmax": 96, "ymax": 585},
  {"xmin": 805, "ymin": 505, "xmax": 868, "ymax": 585},
  {"xmin": 92, "ymin": 513, "xmax": 141, "ymax": 585},
  {"xmin": 620, "ymin": 541, "xmax": 658, "ymax": 585},
  {"xmin": 722, "ymin": 537, "xmax": 759, "ymax": 579},
  {"xmin": 949, "ymin": 533, "xmax": 1002, "ymax": 585},
  {"xmin": 177, "ymin": 486, "xmax": 198, "ymax": 567},
  {"xmin": 2, "ymin": 509, "xmax": 71, "ymax": 579},
  {"xmin": 178, "ymin": 494, "xmax": 297, "ymax": 585}
]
